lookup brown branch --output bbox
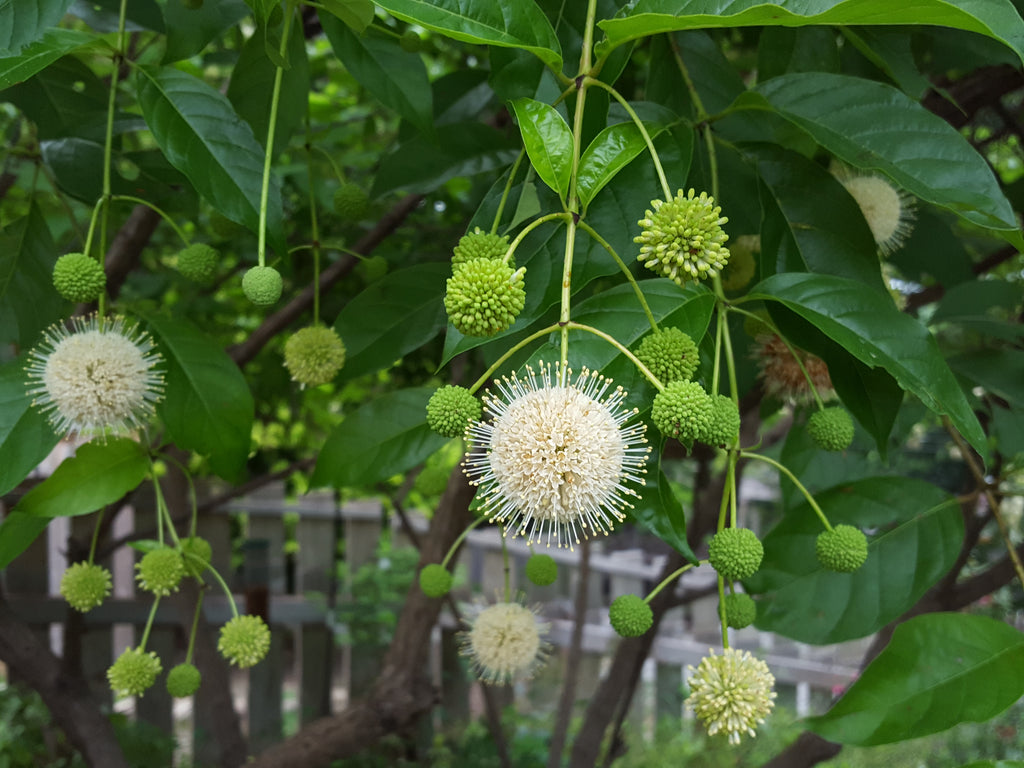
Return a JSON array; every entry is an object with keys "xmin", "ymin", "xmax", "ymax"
[{"xmin": 103, "ymin": 204, "xmax": 161, "ymax": 301}]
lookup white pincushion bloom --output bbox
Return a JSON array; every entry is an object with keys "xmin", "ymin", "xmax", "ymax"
[
  {"xmin": 460, "ymin": 600, "xmax": 550, "ymax": 685},
  {"xmin": 834, "ymin": 168, "xmax": 915, "ymax": 255},
  {"xmin": 463, "ymin": 362, "xmax": 649, "ymax": 549},
  {"xmin": 687, "ymin": 647, "xmax": 777, "ymax": 744},
  {"xmin": 26, "ymin": 315, "xmax": 164, "ymax": 437}
]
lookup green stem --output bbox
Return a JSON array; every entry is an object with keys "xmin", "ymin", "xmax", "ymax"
[
  {"xmin": 204, "ymin": 563, "xmax": 240, "ymax": 618},
  {"xmin": 741, "ymin": 451, "xmax": 833, "ymax": 531},
  {"xmin": 559, "ymin": 220, "xmax": 577, "ymax": 373},
  {"xmin": 643, "ymin": 562, "xmax": 699, "ymax": 604},
  {"xmin": 716, "ymin": 460, "xmax": 732, "ymax": 534},
  {"xmin": 718, "ymin": 297, "xmax": 739, "ymax": 405},
  {"xmin": 151, "ymin": 471, "xmax": 183, "ymax": 547},
  {"xmin": 669, "ymin": 37, "xmax": 720, "ymax": 201},
  {"xmin": 305, "ymin": 111, "xmax": 322, "ymax": 324},
  {"xmin": 565, "ymin": 322, "xmax": 665, "ymax": 392},
  {"xmin": 257, "ymin": 2, "xmax": 295, "ymax": 267},
  {"xmin": 88, "ymin": 509, "xmax": 105, "ymax": 564},
  {"xmin": 139, "ymin": 596, "xmax": 160, "ymax": 651},
  {"xmin": 312, "ymin": 144, "xmax": 345, "ymax": 184},
  {"xmin": 110, "ymin": 195, "xmax": 190, "ymax": 246},
  {"xmin": 441, "ymin": 515, "xmax": 488, "ymax": 570},
  {"xmin": 576, "ymin": 220, "xmax": 658, "ymax": 332},
  {"xmin": 501, "ymin": 535, "xmax": 511, "ymax": 602},
  {"xmin": 504, "ymin": 211, "xmax": 570, "ymax": 266},
  {"xmin": 492, "ymin": 150, "xmax": 526, "ymax": 234},
  {"xmin": 718, "ymin": 575, "xmax": 729, "ymax": 649},
  {"xmin": 184, "ymin": 588, "xmax": 204, "ymax": 664},
  {"xmin": 584, "ymin": 77, "xmax": 671, "ymax": 201},
  {"xmin": 729, "ymin": 453, "xmax": 739, "ymax": 529},
  {"xmin": 711, "ymin": 306, "xmax": 723, "ymax": 396},
  {"xmin": 82, "ymin": 197, "xmax": 105, "ymax": 261},
  {"xmin": 467, "ymin": 323, "xmax": 562, "ymax": 394},
  {"xmin": 160, "ymin": 454, "xmax": 199, "ymax": 538}
]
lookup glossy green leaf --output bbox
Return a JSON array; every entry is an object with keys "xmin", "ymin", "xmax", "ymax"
[
  {"xmin": 311, "ymin": 388, "xmax": 448, "ymax": 489},
  {"xmin": 949, "ymin": 349, "xmax": 1024, "ymax": 407},
  {"xmin": 15, "ymin": 438, "xmax": 149, "ymax": 519},
  {"xmin": 242, "ymin": 0, "xmax": 276, "ymax": 25},
  {"xmin": 630, "ymin": 453, "xmax": 697, "ymax": 563},
  {"xmin": 0, "ymin": 204, "xmax": 62, "ymax": 349},
  {"xmin": 842, "ymin": 27, "xmax": 931, "ymax": 98},
  {"xmin": 227, "ymin": 21, "xmax": 309, "ymax": 157},
  {"xmin": 598, "ymin": 0, "xmax": 1024, "ymax": 67},
  {"xmin": 758, "ymin": 27, "xmax": 840, "ymax": 82},
  {"xmin": 3, "ymin": 55, "xmax": 107, "ymax": 140},
  {"xmin": 807, "ymin": 613, "xmax": 1024, "ymax": 744},
  {"xmin": 746, "ymin": 273, "xmax": 987, "ymax": 459},
  {"xmin": 0, "ymin": 0, "xmax": 75, "ymax": 53},
  {"xmin": 140, "ymin": 311, "xmax": 254, "ymax": 482},
  {"xmin": 321, "ymin": 15, "xmax": 433, "ymax": 135},
  {"xmin": 42, "ymin": 139, "xmax": 185, "ymax": 206},
  {"xmin": 932, "ymin": 280, "xmax": 1024, "ymax": 325},
  {"xmin": 742, "ymin": 73, "xmax": 1019, "ymax": 239},
  {"xmin": 0, "ymin": 28, "xmax": 94, "ymax": 91},
  {"xmin": 319, "ymin": 0, "xmax": 375, "ymax": 33},
  {"xmin": 0, "ymin": 359, "xmax": 59, "ymax": 497},
  {"xmin": 510, "ymin": 98, "xmax": 574, "ymax": 202},
  {"xmin": 334, "ymin": 262, "xmax": 449, "ymax": 382},
  {"xmin": 136, "ymin": 65, "xmax": 286, "ymax": 255},
  {"xmin": 746, "ymin": 477, "xmax": 960, "ymax": 645},
  {"xmin": 375, "ymin": 0, "xmax": 562, "ymax": 70},
  {"xmin": 0, "ymin": 512, "xmax": 49, "ymax": 569},
  {"xmin": 162, "ymin": 0, "xmax": 249, "ymax": 63},
  {"xmin": 577, "ymin": 120, "xmax": 669, "ymax": 210}
]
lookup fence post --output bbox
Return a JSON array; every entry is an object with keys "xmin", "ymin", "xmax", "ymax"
[{"xmin": 344, "ymin": 501, "xmax": 383, "ymax": 699}]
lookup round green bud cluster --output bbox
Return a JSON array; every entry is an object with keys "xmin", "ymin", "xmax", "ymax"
[
  {"xmin": 399, "ymin": 29, "xmax": 421, "ymax": 52},
  {"xmin": 180, "ymin": 536, "xmax": 212, "ymax": 578},
  {"xmin": 719, "ymin": 234, "xmax": 759, "ymax": 292},
  {"xmin": 419, "ymin": 564, "xmax": 453, "ymax": 598},
  {"xmin": 426, "ymin": 385, "xmax": 481, "ymax": 437},
  {"xmin": 136, "ymin": 548, "xmax": 186, "ymax": 596},
  {"xmin": 333, "ymin": 183, "xmax": 369, "ymax": 221},
  {"xmin": 242, "ymin": 266, "xmax": 283, "ymax": 306},
  {"xmin": 708, "ymin": 527, "xmax": 764, "ymax": 582},
  {"xmin": 52, "ymin": 253, "xmax": 106, "ymax": 303},
  {"xmin": 413, "ymin": 465, "xmax": 450, "ymax": 497},
  {"xmin": 816, "ymin": 524, "xmax": 868, "ymax": 573},
  {"xmin": 651, "ymin": 380, "xmax": 713, "ymax": 446},
  {"xmin": 166, "ymin": 663, "xmax": 201, "ymax": 698},
  {"xmin": 704, "ymin": 395, "xmax": 740, "ymax": 447},
  {"xmin": 635, "ymin": 327, "xmax": 699, "ymax": 385},
  {"xmin": 635, "ymin": 188, "xmax": 730, "ymax": 286},
  {"xmin": 452, "ymin": 227, "xmax": 512, "ymax": 268},
  {"xmin": 609, "ymin": 594, "xmax": 654, "ymax": 638},
  {"xmin": 176, "ymin": 243, "xmax": 218, "ymax": 284},
  {"xmin": 808, "ymin": 407, "xmax": 854, "ymax": 452},
  {"xmin": 723, "ymin": 592, "xmax": 757, "ymax": 629},
  {"xmin": 283, "ymin": 325, "xmax": 346, "ymax": 388},
  {"xmin": 59, "ymin": 562, "xmax": 112, "ymax": 613},
  {"xmin": 444, "ymin": 259, "xmax": 526, "ymax": 337},
  {"xmin": 525, "ymin": 554, "xmax": 558, "ymax": 586},
  {"xmin": 218, "ymin": 614, "xmax": 271, "ymax": 668},
  {"xmin": 107, "ymin": 647, "xmax": 162, "ymax": 698}
]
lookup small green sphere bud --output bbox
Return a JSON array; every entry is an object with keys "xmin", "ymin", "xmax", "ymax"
[
  {"xmin": 243, "ymin": 266, "xmax": 283, "ymax": 306},
  {"xmin": 719, "ymin": 234, "xmax": 759, "ymax": 292},
  {"xmin": 525, "ymin": 554, "xmax": 558, "ymax": 587},
  {"xmin": 816, "ymin": 524, "xmax": 868, "ymax": 573},
  {"xmin": 166, "ymin": 663, "xmax": 202, "ymax": 698},
  {"xmin": 59, "ymin": 562, "xmax": 112, "ymax": 612},
  {"xmin": 708, "ymin": 528, "xmax": 764, "ymax": 582},
  {"xmin": 609, "ymin": 594, "xmax": 653, "ymax": 638},
  {"xmin": 176, "ymin": 243, "xmax": 218, "ymax": 284},
  {"xmin": 107, "ymin": 647, "xmax": 162, "ymax": 698},
  {"xmin": 399, "ymin": 29, "xmax": 421, "ymax": 52},
  {"xmin": 808, "ymin": 407, "xmax": 855, "ymax": 452},
  {"xmin": 444, "ymin": 259, "xmax": 526, "ymax": 337},
  {"xmin": 452, "ymin": 227, "xmax": 512, "ymax": 268},
  {"xmin": 52, "ymin": 253, "xmax": 106, "ymax": 303},
  {"xmin": 180, "ymin": 536, "xmax": 212, "ymax": 578},
  {"xmin": 333, "ymin": 183, "xmax": 369, "ymax": 221},
  {"xmin": 651, "ymin": 380, "xmax": 714, "ymax": 446},
  {"xmin": 218, "ymin": 615, "xmax": 271, "ymax": 668},
  {"xmin": 635, "ymin": 188, "xmax": 730, "ymax": 285},
  {"xmin": 419, "ymin": 564, "xmax": 453, "ymax": 598},
  {"xmin": 704, "ymin": 395, "xmax": 740, "ymax": 447},
  {"xmin": 635, "ymin": 327, "xmax": 699, "ymax": 385},
  {"xmin": 283, "ymin": 325, "xmax": 346, "ymax": 388},
  {"xmin": 723, "ymin": 592, "xmax": 757, "ymax": 629},
  {"xmin": 426, "ymin": 385, "xmax": 481, "ymax": 437},
  {"xmin": 136, "ymin": 548, "xmax": 186, "ymax": 596}
]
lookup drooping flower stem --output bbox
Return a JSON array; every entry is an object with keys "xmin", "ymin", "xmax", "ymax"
[
  {"xmin": 502, "ymin": 212, "xmax": 570, "ymax": 266},
  {"xmin": 139, "ymin": 595, "xmax": 161, "ymax": 651},
  {"xmin": 150, "ymin": 470, "xmax": 183, "ymax": 547},
  {"xmin": 740, "ymin": 451, "xmax": 833, "ymax": 532},
  {"xmin": 440, "ymin": 515, "xmax": 489, "ymax": 570},
  {"xmin": 304, "ymin": 110, "xmax": 322, "ymax": 324},
  {"xmin": 467, "ymin": 323, "xmax": 562, "ymax": 395},
  {"xmin": 204, "ymin": 562, "xmax": 239, "ymax": 619},
  {"xmin": 565, "ymin": 322, "xmax": 665, "ymax": 392},
  {"xmin": 160, "ymin": 453, "xmax": 199, "ymax": 537},
  {"xmin": 491, "ymin": 149, "xmax": 526, "ymax": 235},
  {"xmin": 643, "ymin": 562, "xmax": 699, "ymax": 603},
  {"xmin": 718, "ymin": 575, "xmax": 729, "ymax": 648},
  {"xmin": 110, "ymin": 195, "xmax": 190, "ymax": 247},
  {"xmin": 576, "ymin": 220, "xmax": 658, "ymax": 332},
  {"xmin": 184, "ymin": 588, "xmax": 205, "ymax": 664},
  {"xmin": 88, "ymin": 508, "xmax": 104, "ymax": 564}
]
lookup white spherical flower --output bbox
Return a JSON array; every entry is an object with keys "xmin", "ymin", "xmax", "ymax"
[
  {"xmin": 687, "ymin": 647, "xmax": 777, "ymax": 744},
  {"xmin": 25, "ymin": 315, "xmax": 164, "ymax": 437},
  {"xmin": 834, "ymin": 167, "xmax": 915, "ymax": 255},
  {"xmin": 459, "ymin": 600, "xmax": 550, "ymax": 685},
  {"xmin": 463, "ymin": 362, "xmax": 650, "ymax": 549}
]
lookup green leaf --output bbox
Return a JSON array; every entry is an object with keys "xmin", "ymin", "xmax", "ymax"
[
  {"xmin": 375, "ymin": 0, "xmax": 562, "ymax": 70},
  {"xmin": 577, "ymin": 119, "xmax": 668, "ymax": 211},
  {"xmin": 319, "ymin": 0, "xmax": 375, "ymax": 33},
  {"xmin": 333, "ymin": 262, "xmax": 449, "ymax": 382},
  {"xmin": 0, "ymin": 359, "xmax": 59, "ymax": 497},
  {"xmin": 0, "ymin": 204, "xmax": 62, "ymax": 349},
  {"xmin": 242, "ymin": 0, "xmax": 276, "ymax": 26},
  {"xmin": 0, "ymin": 0, "xmax": 75, "ymax": 53},
  {"xmin": 0, "ymin": 513, "xmax": 49, "ymax": 569},
  {"xmin": 949, "ymin": 349, "xmax": 1024, "ymax": 407},
  {"xmin": 321, "ymin": 15, "xmax": 433, "ymax": 135},
  {"xmin": 598, "ymin": 0, "xmax": 1024, "ymax": 67},
  {"xmin": 630, "ymin": 450, "xmax": 697, "ymax": 563},
  {"xmin": 758, "ymin": 27, "xmax": 840, "ymax": 82},
  {"xmin": 41, "ymin": 139, "xmax": 185, "ymax": 206},
  {"xmin": 742, "ymin": 73, "xmax": 1019, "ymax": 239},
  {"xmin": 509, "ymin": 98, "xmax": 574, "ymax": 202},
  {"xmin": 136, "ymin": 65, "xmax": 286, "ymax": 256},
  {"xmin": 140, "ymin": 311, "xmax": 254, "ymax": 482},
  {"xmin": 932, "ymin": 280, "xmax": 1024, "ymax": 326},
  {"xmin": 746, "ymin": 477, "xmax": 960, "ymax": 645},
  {"xmin": 958, "ymin": 762, "xmax": 1024, "ymax": 768},
  {"xmin": 3, "ymin": 55, "xmax": 107, "ymax": 140},
  {"xmin": 15, "ymin": 438, "xmax": 149, "ymax": 518},
  {"xmin": 807, "ymin": 613, "xmax": 1024, "ymax": 744},
  {"xmin": 311, "ymin": 388, "xmax": 448, "ymax": 489},
  {"xmin": 162, "ymin": 0, "xmax": 249, "ymax": 63},
  {"xmin": 746, "ymin": 273, "xmax": 987, "ymax": 459},
  {"xmin": 227, "ymin": 21, "xmax": 310, "ymax": 157},
  {"xmin": 0, "ymin": 28, "xmax": 94, "ymax": 91}
]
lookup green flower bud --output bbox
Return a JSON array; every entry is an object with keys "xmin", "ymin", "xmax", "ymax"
[
  {"xmin": 723, "ymin": 592, "xmax": 757, "ymax": 629},
  {"xmin": 444, "ymin": 259, "xmax": 526, "ymax": 337},
  {"xmin": 333, "ymin": 183, "xmax": 369, "ymax": 221},
  {"xmin": 52, "ymin": 253, "xmax": 106, "ymax": 303},
  {"xmin": 635, "ymin": 188, "xmax": 730, "ymax": 285},
  {"xmin": 426, "ymin": 385, "xmax": 481, "ymax": 437},
  {"xmin": 452, "ymin": 227, "xmax": 512, "ymax": 268},
  {"xmin": 242, "ymin": 266, "xmax": 283, "ymax": 306},
  {"xmin": 808, "ymin": 407, "xmax": 854, "ymax": 452},
  {"xmin": 609, "ymin": 594, "xmax": 653, "ymax": 638},
  {"xmin": 419, "ymin": 564, "xmax": 453, "ymax": 598},
  {"xmin": 166, "ymin": 663, "xmax": 201, "ymax": 698},
  {"xmin": 651, "ymin": 380, "xmax": 713, "ymax": 446},
  {"xmin": 816, "ymin": 525, "xmax": 868, "ymax": 573},
  {"xmin": 708, "ymin": 528, "xmax": 763, "ymax": 582},
  {"xmin": 283, "ymin": 325, "xmax": 346, "ymax": 388},
  {"xmin": 635, "ymin": 327, "xmax": 699, "ymax": 385},
  {"xmin": 107, "ymin": 647, "xmax": 161, "ymax": 698},
  {"xmin": 180, "ymin": 536, "xmax": 212, "ymax": 579},
  {"xmin": 176, "ymin": 244, "xmax": 218, "ymax": 284},
  {"xmin": 136, "ymin": 548, "xmax": 185, "ymax": 596},
  {"xmin": 218, "ymin": 615, "xmax": 271, "ymax": 668},
  {"xmin": 704, "ymin": 395, "xmax": 740, "ymax": 447},
  {"xmin": 525, "ymin": 554, "xmax": 557, "ymax": 586},
  {"xmin": 59, "ymin": 562, "xmax": 112, "ymax": 612}
]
